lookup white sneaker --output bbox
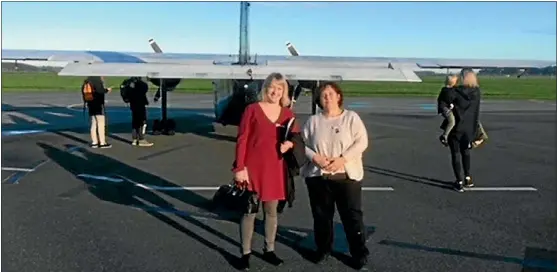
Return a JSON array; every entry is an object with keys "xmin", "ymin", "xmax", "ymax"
[{"xmin": 138, "ymin": 140, "xmax": 154, "ymax": 147}]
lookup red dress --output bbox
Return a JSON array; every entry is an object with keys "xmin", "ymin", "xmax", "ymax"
[{"xmin": 233, "ymin": 103, "xmax": 299, "ymax": 202}]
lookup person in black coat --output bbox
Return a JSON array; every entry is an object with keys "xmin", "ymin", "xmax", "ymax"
[
  {"xmin": 123, "ymin": 77, "xmax": 154, "ymax": 147},
  {"xmin": 446, "ymin": 70, "xmax": 482, "ymax": 192},
  {"xmin": 437, "ymin": 74, "xmax": 488, "ymax": 149}
]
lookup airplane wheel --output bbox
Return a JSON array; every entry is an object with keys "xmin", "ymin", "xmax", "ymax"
[
  {"xmin": 162, "ymin": 119, "xmax": 176, "ymax": 136},
  {"xmin": 152, "ymin": 119, "xmax": 162, "ymax": 135}
]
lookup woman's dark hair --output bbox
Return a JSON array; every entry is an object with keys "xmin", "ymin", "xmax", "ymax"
[{"xmin": 315, "ymin": 81, "xmax": 344, "ymax": 109}]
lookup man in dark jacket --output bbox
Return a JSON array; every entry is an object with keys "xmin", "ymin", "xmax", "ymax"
[
  {"xmin": 84, "ymin": 76, "xmax": 112, "ymax": 149},
  {"xmin": 123, "ymin": 77, "xmax": 153, "ymax": 147}
]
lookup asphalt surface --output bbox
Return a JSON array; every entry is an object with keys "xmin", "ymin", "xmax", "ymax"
[{"xmin": 2, "ymin": 91, "xmax": 556, "ymax": 272}]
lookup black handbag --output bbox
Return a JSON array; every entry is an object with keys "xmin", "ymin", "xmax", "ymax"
[{"xmin": 212, "ymin": 182, "xmax": 260, "ymax": 214}]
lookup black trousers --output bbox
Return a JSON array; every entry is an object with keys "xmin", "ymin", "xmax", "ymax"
[
  {"xmin": 131, "ymin": 106, "xmax": 147, "ymax": 140},
  {"xmin": 448, "ymin": 134, "xmax": 471, "ymax": 181},
  {"xmin": 305, "ymin": 176, "xmax": 369, "ymax": 258}
]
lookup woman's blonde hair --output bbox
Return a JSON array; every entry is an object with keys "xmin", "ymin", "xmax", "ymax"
[
  {"xmin": 444, "ymin": 74, "xmax": 458, "ymax": 87},
  {"xmin": 258, "ymin": 72, "xmax": 290, "ymax": 105},
  {"xmin": 461, "ymin": 69, "xmax": 480, "ymax": 88}
]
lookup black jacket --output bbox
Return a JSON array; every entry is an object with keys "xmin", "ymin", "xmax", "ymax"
[
  {"xmin": 450, "ymin": 85, "xmax": 481, "ymax": 141},
  {"xmin": 436, "ymin": 86, "xmax": 455, "ymax": 114},
  {"xmin": 128, "ymin": 79, "xmax": 149, "ymax": 109},
  {"xmin": 277, "ymin": 132, "xmax": 308, "ymax": 213}
]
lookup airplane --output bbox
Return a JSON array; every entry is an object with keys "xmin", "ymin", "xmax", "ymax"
[{"xmin": 2, "ymin": 1, "xmax": 555, "ymax": 131}]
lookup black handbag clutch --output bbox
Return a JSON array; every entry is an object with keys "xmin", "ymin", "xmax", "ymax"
[{"xmin": 212, "ymin": 182, "xmax": 260, "ymax": 214}]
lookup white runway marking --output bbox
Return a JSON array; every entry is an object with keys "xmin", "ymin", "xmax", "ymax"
[
  {"xmin": 132, "ymin": 183, "xmax": 220, "ymax": 191},
  {"xmin": 2, "ymin": 112, "xmax": 48, "ymax": 125},
  {"xmin": 2, "ymin": 167, "xmax": 35, "ymax": 172},
  {"xmin": 130, "ymin": 185, "xmax": 394, "ymax": 192},
  {"xmin": 45, "ymin": 111, "xmax": 73, "ymax": 118},
  {"xmin": 363, "ymin": 187, "xmax": 395, "ymax": 191},
  {"xmin": 76, "ymin": 174, "xmax": 125, "ymax": 183},
  {"xmin": 66, "ymin": 100, "xmax": 128, "ymax": 112},
  {"xmin": 66, "ymin": 103, "xmax": 84, "ymax": 112},
  {"xmin": 124, "ymin": 176, "xmax": 394, "ymax": 192},
  {"xmin": 77, "ymin": 174, "xmax": 220, "ymax": 190},
  {"xmin": 464, "ymin": 187, "xmax": 538, "ymax": 192},
  {"xmin": 66, "ymin": 103, "xmax": 130, "ymax": 113},
  {"xmin": 120, "ymin": 176, "xmax": 219, "ymax": 190},
  {"xmin": 78, "ymin": 174, "xmax": 395, "ymax": 192},
  {"xmin": 2, "ymin": 160, "xmax": 50, "ymax": 184}
]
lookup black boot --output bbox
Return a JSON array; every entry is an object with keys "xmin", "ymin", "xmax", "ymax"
[
  {"xmin": 353, "ymin": 254, "xmax": 369, "ymax": 270},
  {"xmin": 352, "ymin": 247, "xmax": 370, "ymax": 270},
  {"xmin": 262, "ymin": 250, "xmax": 283, "ymax": 266},
  {"xmin": 237, "ymin": 253, "xmax": 250, "ymax": 270},
  {"xmin": 454, "ymin": 180, "xmax": 464, "ymax": 192},
  {"xmin": 312, "ymin": 250, "xmax": 330, "ymax": 264}
]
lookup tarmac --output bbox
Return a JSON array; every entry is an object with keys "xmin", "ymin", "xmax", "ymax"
[{"xmin": 2, "ymin": 91, "xmax": 556, "ymax": 272}]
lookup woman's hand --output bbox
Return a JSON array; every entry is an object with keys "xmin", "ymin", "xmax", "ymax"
[
  {"xmin": 312, "ymin": 154, "xmax": 331, "ymax": 169},
  {"xmin": 234, "ymin": 168, "xmax": 250, "ymax": 189},
  {"xmin": 280, "ymin": 141, "xmax": 294, "ymax": 154},
  {"xmin": 324, "ymin": 156, "xmax": 346, "ymax": 173}
]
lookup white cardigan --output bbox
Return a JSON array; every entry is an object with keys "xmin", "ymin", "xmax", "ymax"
[{"xmin": 301, "ymin": 109, "xmax": 369, "ymax": 181}]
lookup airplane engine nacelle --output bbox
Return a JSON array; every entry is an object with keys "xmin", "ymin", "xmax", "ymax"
[
  {"xmin": 298, "ymin": 80, "xmax": 318, "ymax": 90},
  {"xmin": 287, "ymin": 80, "xmax": 318, "ymax": 102},
  {"xmin": 242, "ymin": 80, "xmax": 262, "ymax": 104},
  {"xmin": 148, "ymin": 78, "xmax": 182, "ymax": 91},
  {"xmin": 216, "ymin": 79, "xmax": 262, "ymax": 126}
]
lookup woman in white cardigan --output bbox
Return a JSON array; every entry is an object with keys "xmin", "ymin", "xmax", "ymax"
[{"xmin": 301, "ymin": 81, "xmax": 370, "ymax": 270}]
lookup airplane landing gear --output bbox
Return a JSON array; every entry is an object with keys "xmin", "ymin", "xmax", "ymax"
[
  {"xmin": 311, "ymin": 80, "xmax": 320, "ymax": 115},
  {"xmin": 150, "ymin": 80, "xmax": 177, "ymax": 136}
]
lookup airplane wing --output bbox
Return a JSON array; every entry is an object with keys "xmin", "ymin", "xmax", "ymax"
[
  {"xmin": 6, "ymin": 48, "xmax": 555, "ymax": 69},
  {"xmin": 415, "ymin": 59, "xmax": 556, "ymax": 69},
  {"xmin": 3, "ymin": 48, "xmax": 554, "ymax": 82},
  {"xmin": 1, "ymin": 49, "xmax": 234, "ymax": 64},
  {"xmin": 2, "ymin": 49, "xmax": 422, "ymax": 82},
  {"xmin": 282, "ymin": 41, "xmax": 556, "ymax": 69},
  {"xmin": 57, "ymin": 62, "xmax": 422, "ymax": 82}
]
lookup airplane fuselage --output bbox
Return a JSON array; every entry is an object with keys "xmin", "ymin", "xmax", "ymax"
[{"xmin": 213, "ymin": 78, "xmax": 264, "ymax": 126}]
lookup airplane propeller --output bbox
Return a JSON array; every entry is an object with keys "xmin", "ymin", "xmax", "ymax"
[
  {"xmin": 146, "ymin": 38, "xmax": 181, "ymax": 91},
  {"xmin": 286, "ymin": 42, "xmax": 299, "ymax": 56},
  {"xmin": 285, "ymin": 41, "xmax": 320, "ymax": 107},
  {"xmin": 148, "ymin": 38, "xmax": 163, "ymax": 53},
  {"xmin": 145, "ymin": 38, "xmax": 181, "ymax": 135}
]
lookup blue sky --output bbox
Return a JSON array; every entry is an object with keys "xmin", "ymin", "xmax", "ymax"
[{"xmin": 2, "ymin": 1, "xmax": 556, "ymax": 61}]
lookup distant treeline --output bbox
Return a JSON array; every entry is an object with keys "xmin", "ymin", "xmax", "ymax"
[
  {"xmin": 478, "ymin": 66, "xmax": 556, "ymax": 76},
  {"xmin": 1, "ymin": 62, "xmax": 62, "ymax": 73}
]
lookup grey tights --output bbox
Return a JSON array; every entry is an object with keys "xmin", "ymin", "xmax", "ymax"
[
  {"xmin": 441, "ymin": 108, "xmax": 456, "ymax": 139},
  {"xmin": 442, "ymin": 108, "xmax": 488, "ymax": 142},
  {"xmin": 240, "ymin": 200, "xmax": 278, "ymax": 255}
]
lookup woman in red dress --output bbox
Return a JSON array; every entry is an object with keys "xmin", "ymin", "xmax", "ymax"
[{"xmin": 232, "ymin": 72, "xmax": 298, "ymax": 270}]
